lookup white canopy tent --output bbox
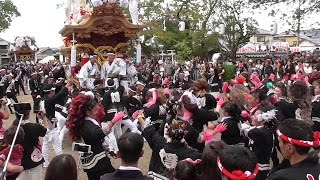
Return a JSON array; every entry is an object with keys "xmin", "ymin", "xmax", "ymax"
[{"xmin": 38, "ymin": 56, "xmax": 55, "ymax": 64}]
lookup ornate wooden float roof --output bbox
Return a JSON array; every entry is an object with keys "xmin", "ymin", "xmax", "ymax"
[
  {"xmin": 13, "ymin": 45, "xmax": 36, "ymax": 55},
  {"xmin": 59, "ymin": 3, "xmax": 143, "ymax": 48}
]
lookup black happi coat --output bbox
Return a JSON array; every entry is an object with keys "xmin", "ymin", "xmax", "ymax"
[
  {"xmin": 312, "ymin": 99, "xmax": 320, "ymax": 131},
  {"xmin": 124, "ymin": 95, "xmax": 143, "ymax": 117},
  {"xmin": 101, "ymin": 169, "xmax": 153, "ymax": 180},
  {"xmin": 247, "ymin": 126, "xmax": 274, "ymax": 180},
  {"xmin": 275, "ymin": 98, "xmax": 298, "ymax": 121},
  {"xmin": 220, "ymin": 117, "xmax": 244, "ymax": 145},
  {"xmin": 4, "ymin": 80, "xmax": 16, "ymax": 97},
  {"xmin": 0, "ymin": 76, "xmax": 5, "ymax": 98},
  {"xmin": 268, "ymin": 158, "xmax": 320, "ymax": 180},
  {"xmin": 44, "ymin": 87, "xmax": 68, "ymax": 120},
  {"xmin": 142, "ymin": 124, "xmax": 201, "ymax": 180},
  {"xmin": 79, "ymin": 119, "xmax": 115, "ymax": 174},
  {"xmin": 29, "ymin": 78, "xmax": 41, "ymax": 96},
  {"xmin": 102, "ymin": 87, "xmax": 125, "ymax": 122},
  {"xmin": 192, "ymin": 108, "xmax": 219, "ymax": 133}
]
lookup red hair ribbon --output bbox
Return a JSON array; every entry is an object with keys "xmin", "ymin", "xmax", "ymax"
[
  {"xmin": 276, "ymin": 130, "xmax": 320, "ymax": 147},
  {"xmin": 217, "ymin": 157, "xmax": 259, "ymax": 180}
]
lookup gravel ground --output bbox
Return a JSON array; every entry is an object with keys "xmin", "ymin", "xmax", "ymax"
[{"xmin": 3, "ymin": 90, "xmax": 152, "ymax": 180}]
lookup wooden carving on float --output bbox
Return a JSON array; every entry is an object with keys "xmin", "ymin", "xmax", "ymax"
[{"xmin": 59, "ymin": 2, "xmax": 143, "ymax": 66}]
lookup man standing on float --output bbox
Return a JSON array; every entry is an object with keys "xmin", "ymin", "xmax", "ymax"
[
  {"xmin": 101, "ymin": 52, "xmax": 120, "ymax": 89},
  {"xmin": 78, "ymin": 55, "xmax": 100, "ymax": 90}
]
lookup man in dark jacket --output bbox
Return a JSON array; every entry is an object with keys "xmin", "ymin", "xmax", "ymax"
[
  {"xmin": 42, "ymin": 80, "xmax": 71, "ymax": 167},
  {"xmin": 101, "ymin": 132, "xmax": 153, "ymax": 180},
  {"xmin": 43, "ymin": 83, "xmax": 69, "ymax": 121},
  {"xmin": 29, "ymin": 72, "xmax": 42, "ymax": 114},
  {"xmin": 268, "ymin": 119, "xmax": 320, "ymax": 180}
]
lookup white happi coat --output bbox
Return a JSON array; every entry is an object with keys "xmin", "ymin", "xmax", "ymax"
[
  {"xmin": 101, "ymin": 60, "xmax": 120, "ymax": 88},
  {"xmin": 78, "ymin": 61, "xmax": 99, "ymax": 89}
]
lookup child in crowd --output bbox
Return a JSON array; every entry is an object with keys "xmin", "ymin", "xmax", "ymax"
[
  {"xmin": 173, "ymin": 159, "xmax": 201, "ymax": 180},
  {"xmin": 0, "ymin": 126, "xmax": 25, "ymax": 180},
  {"xmin": 241, "ymin": 108, "xmax": 275, "ymax": 180}
]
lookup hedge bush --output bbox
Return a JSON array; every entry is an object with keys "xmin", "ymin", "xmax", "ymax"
[{"xmin": 224, "ymin": 64, "xmax": 236, "ymax": 82}]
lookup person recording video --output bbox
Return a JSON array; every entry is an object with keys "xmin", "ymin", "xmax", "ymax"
[{"xmin": 11, "ymin": 103, "xmax": 49, "ymax": 180}]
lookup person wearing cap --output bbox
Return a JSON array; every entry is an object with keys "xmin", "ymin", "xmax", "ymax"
[
  {"xmin": 101, "ymin": 52, "xmax": 120, "ymax": 89},
  {"xmin": 4, "ymin": 73, "xmax": 18, "ymax": 114},
  {"xmin": 268, "ymin": 119, "xmax": 320, "ymax": 179},
  {"xmin": 13, "ymin": 67, "xmax": 28, "ymax": 95},
  {"xmin": 78, "ymin": 55, "xmax": 100, "ymax": 90}
]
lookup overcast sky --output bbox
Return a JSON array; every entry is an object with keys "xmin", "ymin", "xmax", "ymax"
[{"xmin": 0, "ymin": 0, "xmax": 319, "ymax": 47}]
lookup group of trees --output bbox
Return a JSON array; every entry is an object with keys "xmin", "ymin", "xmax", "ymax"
[
  {"xmin": 0, "ymin": 0, "xmax": 20, "ymax": 32},
  {"xmin": 1, "ymin": 0, "xmax": 319, "ymax": 61},
  {"xmin": 138, "ymin": 0, "xmax": 257, "ymax": 60},
  {"xmin": 138, "ymin": 0, "xmax": 320, "ymax": 60}
]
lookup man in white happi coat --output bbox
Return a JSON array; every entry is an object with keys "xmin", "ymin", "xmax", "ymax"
[
  {"xmin": 78, "ymin": 55, "xmax": 100, "ymax": 90},
  {"xmin": 118, "ymin": 55, "xmax": 129, "ymax": 92},
  {"xmin": 101, "ymin": 52, "xmax": 121, "ymax": 89},
  {"xmin": 126, "ymin": 57, "xmax": 138, "ymax": 86}
]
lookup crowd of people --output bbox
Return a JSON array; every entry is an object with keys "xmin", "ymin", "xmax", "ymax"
[{"xmin": 0, "ymin": 51, "xmax": 318, "ymax": 180}]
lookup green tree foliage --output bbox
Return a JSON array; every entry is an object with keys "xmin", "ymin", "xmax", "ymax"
[
  {"xmin": 139, "ymin": 0, "xmax": 222, "ymax": 60},
  {"xmin": 216, "ymin": 0, "xmax": 257, "ymax": 60},
  {"xmin": 0, "ymin": 0, "xmax": 20, "ymax": 32},
  {"xmin": 139, "ymin": 0, "xmax": 258, "ymax": 60}
]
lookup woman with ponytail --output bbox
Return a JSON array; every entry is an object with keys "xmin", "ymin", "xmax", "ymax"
[
  {"xmin": 67, "ymin": 94, "xmax": 116, "ymax": 180},
  {"xmin": 220, "ymin": 102, "xmax": 244, "ymax": 145}
]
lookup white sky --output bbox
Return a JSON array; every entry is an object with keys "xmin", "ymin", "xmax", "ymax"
[{"xmin": 0, "ymin": 0, "xmax": 319, "ymax": 47}]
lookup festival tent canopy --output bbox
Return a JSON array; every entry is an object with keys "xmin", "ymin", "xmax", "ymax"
[{"xmin": 38, "ymin": 56, "xmax": 55, "ymax": 64}]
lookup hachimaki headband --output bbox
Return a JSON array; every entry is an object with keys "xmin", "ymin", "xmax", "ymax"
[
  {"xmin": 217, "ymin": 157, "xmax": 259, "ymax": 180},
  {"xmin": 276, "ymin": 130, "xmax": 320, "ymax": 148}
]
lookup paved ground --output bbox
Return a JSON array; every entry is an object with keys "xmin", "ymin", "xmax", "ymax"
[{"xmin": 3, "ymin": 90, "xmax": 152, "ymax": 180}]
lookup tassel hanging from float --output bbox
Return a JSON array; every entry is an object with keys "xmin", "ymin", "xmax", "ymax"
[{"xmin": 71, "ymin": 46, "xmax": 77, "ymax": 67}]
